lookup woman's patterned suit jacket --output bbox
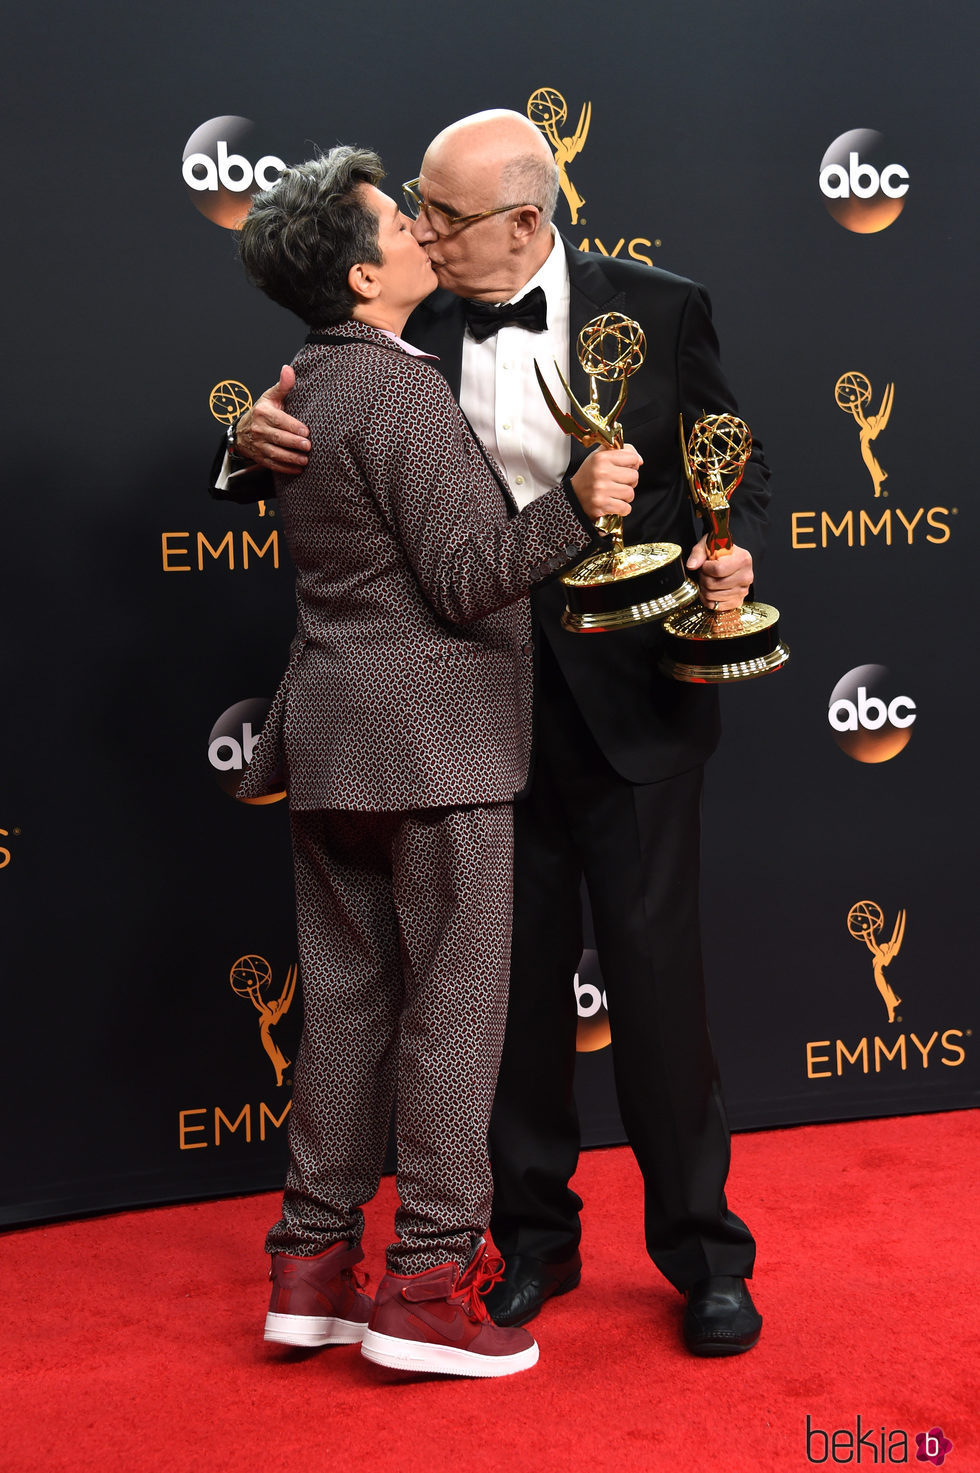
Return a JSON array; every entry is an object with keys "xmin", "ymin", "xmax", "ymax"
[{"xmin": 239, "ymin": 318, "xmax": 597, "ymax": 812}]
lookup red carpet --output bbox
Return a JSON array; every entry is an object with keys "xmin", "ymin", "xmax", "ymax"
[{"xmin": 4, "ymin": 1111, "xmax": 977, "ymax": 1472}]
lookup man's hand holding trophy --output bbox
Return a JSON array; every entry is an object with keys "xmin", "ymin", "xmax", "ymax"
[
  {"xmin": 659, "ymin": 414, "xmax": 790, "ymax": 682},
  {"xmin": 535, "ymin": 312, "xmax": 699, "ymax": 632},
  {"xmin": 536, "ymin": 312, "xmax": 789, "ymax": 681}
]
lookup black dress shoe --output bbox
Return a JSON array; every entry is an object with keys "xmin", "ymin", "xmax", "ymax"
[
  {"xmin": 682, "ymin": 1275, "xmax": 762, "ymax": 1356},
  {"xmin": 484, "ymin": 1251, "xmax": 583, "ymax": 1327}
]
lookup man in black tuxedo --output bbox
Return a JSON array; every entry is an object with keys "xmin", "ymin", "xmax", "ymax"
[{"xmin": 213, "ymin": 109, "xmax": 768, "ymax": 1356}]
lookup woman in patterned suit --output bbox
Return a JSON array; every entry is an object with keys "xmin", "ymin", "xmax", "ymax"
[{"xmin": 234, "ymin": 146, "xmax": 633, "ymax": 1378}]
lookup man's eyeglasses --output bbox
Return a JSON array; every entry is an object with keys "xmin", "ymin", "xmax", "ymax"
[{"xmin": 402, "ymin": 179, "xmax": 540, "ymax": 238}]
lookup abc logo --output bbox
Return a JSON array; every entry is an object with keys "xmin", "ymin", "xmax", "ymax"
[
  {"xmin": 574, "ymin": 949, "xmax": 610, "ymax": 1052},
  {"xmin": 208, "ymin": 698, "xmax": 285, "ymax": 804},
  {"xmin": 182, "ymin": 116, "xmax": 285, "ymax": 229},
  {"xmin": 828, "ymin": 665, "xmax": 916, "ymax": 763},
  {"xmin": 819, "ymin": 129, "xmax": 909, "ymax": 233}
]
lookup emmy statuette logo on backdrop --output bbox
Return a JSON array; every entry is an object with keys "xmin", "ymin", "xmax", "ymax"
[
  {"xmin": 527, "ymin": 87, "xmax": 591, "ymax": 225},
  {"xmin": 834, "ymin": 372, "xmax": 894, "ymax": 499},
  {"xmin": 229, "ymin": 954, "xmax": 298, "ymax": 1087},
  {"xmin": 159, "ymin": 382, "xmax": 279, "ymax": 572},
  {"xmin": 846, "ymin": 902, "xmax": 905, "ymax": 1024},
  {"xmin": 208, "ymin": 378, "xmax": 272, "ymax": 520},
  {"xmin": 176, "ymin": 952, "xmax": 298, "ymax": 1151},
  {"xmin": 210, "ymin": 380, "xmax": 252, "ymax": 425},
  {"xmin": 526, "ymin": 86, "xmax": 659, "ymax": 263},
  {"xmin": 791, "ymin": 368, "xmax": 954, "ymax": 552},
  {"xmin": 804, "ymin": 895, "xmax": 968, "ymax": 1084}
]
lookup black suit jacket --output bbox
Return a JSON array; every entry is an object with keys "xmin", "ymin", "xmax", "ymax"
[{"xmin": 211, "ymin": 238, "xmax": 771, "ymax": 783}]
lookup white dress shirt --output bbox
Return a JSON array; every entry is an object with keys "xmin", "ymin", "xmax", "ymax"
[{"xmin": 459, "ymin": 232, "xmax": 571, "ymax": 510}]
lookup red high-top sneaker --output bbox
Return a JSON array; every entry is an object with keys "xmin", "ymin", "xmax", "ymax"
[
  {"xmin": 264, "ymin": 1241, "xmax": 372, "ymax": 1347},
  {"xmin": 360, "ymin": 1242, "xmax": 539, "ymax": 1377}
]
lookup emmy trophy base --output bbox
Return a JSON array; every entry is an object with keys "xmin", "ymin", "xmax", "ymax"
[
  {"xmin": 561, "ymin": 541, "xmax": 699, "ymax": 633},
  {"xmin": 659, "ymin": 601, "xmax": 790, "ymax": 683}
]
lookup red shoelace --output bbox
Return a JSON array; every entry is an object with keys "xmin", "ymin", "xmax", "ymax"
[{"xmin": 455, "ymin": 1250, "xmax": 506, "ymax": 1322}]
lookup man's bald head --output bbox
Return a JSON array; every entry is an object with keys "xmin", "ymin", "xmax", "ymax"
[
  {"xmin": 423, "ymin": 110, "xmax": 559, "ymax": 225},
  {"xmin": 412, "ymin": 110, "xmax": 560, "ymax": 299}
]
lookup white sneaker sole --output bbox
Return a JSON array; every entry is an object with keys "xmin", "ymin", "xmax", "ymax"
[
  {"xmin": 264, "ymin": 1311, "xmax": 368, "ymax": 1348},
  {"xmin": 360, "ymin": 1328, "xmax": 539, "ymax": 1378}
]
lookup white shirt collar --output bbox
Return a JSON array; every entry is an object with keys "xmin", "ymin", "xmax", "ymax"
[{"xmin": 504, "ymin": 230, "xmax": 566, "ymax": 308}]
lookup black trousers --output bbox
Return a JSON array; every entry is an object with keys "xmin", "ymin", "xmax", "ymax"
[{"xmin": 488, "ymin": 640, "xmax": 756, "ymax": 1291}]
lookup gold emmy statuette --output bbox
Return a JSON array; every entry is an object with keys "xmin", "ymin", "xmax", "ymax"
[
  {"xmin": 535, "ymin": 312, "xmax": 699, "ymax": 633},
  {"xmin": 659, "ymin": 414, "xmax": 790, "ymax": 682}
]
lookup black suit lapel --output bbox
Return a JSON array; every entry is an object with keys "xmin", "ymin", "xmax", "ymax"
[{"xmin": 405, "ymin": 290, "xmax": 466, "ymax": 394}]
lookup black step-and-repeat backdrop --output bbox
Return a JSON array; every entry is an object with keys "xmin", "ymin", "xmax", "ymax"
[{"xmin": 2, "ymin": 1, "xmax": 976, "ymax": 1226}]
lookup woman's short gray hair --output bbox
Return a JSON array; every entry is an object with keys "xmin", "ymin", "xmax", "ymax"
[{"xmin": 238, "ymin": 145, "xmax": 385, "ymax": 327}]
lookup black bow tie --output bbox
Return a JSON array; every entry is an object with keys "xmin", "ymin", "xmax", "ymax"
[{"xmin": 463, "ymin": 286, "xmax": 548, "ymax": 342}]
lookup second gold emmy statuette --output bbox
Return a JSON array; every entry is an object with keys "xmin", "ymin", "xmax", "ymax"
[
  {"xmin": 535, "ymin": 312, "xmax": 699, "ymax": 632},
  {"xmin": 659, "ymin": 414, "xmax": 789, "ymax": 682}
]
